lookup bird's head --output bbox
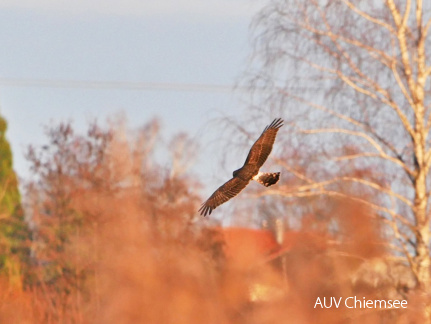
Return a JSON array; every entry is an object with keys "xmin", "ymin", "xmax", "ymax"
[{"xmin": 232, "ymin": 168, "xmax": 240, "ymax": 177}]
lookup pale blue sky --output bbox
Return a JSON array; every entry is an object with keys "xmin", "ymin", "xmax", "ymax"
[{"xmin": 0, "ymin": 1, "xmax": 265, "ymax": 200}]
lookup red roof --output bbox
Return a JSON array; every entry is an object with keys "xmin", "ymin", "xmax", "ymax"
[
  {"xmin": 217, "ymin": 227, "xmax": 279, "ymax": 266},
  {"xmin": 215, "ymin": 227, "xmax": 328, "ymax": 266}
]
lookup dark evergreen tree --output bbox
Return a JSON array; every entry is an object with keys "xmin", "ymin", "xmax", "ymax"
[{"xmin": 0, "ymin": 114, "xmax": 30, "ymax": 286}]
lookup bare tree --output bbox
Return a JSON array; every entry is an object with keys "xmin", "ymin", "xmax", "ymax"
[
  {"xmin": 247, "ymin": 0, "xmax": 431, "ymax": 293},
  {"xmin": 169, "ymin": 132, "xmax": 199, "ymax": 179}
]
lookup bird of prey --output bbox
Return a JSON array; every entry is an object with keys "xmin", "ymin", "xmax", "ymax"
[{"xmin": 199, "ymin": 118, "xmax": 283, "ymax": 216}]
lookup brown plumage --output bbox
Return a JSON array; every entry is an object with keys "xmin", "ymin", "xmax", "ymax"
[{"xmin": 199, "ymin": 118, "xmax": 283, "ymax": 216}]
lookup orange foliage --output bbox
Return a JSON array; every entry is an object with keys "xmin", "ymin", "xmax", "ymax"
[{"xmin": 0, "ymin": 119, "xmax": 426, "ymax": 323}]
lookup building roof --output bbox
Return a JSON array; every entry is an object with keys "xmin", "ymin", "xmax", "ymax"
[{"xmin": 216, "ymin": 227, "xmax": 328, "ymax": 266}]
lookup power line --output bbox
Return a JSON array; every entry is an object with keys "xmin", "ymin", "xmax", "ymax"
[
  {"xmin": 0, "ymin": 77, "xmax": 241, "ymax": 93},
  {"xmin": 0, "ymin": 77, "xmax": 318, "ymax": 94}
]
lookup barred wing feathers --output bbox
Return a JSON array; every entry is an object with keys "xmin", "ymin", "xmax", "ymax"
[
  {"xmin": 199, "ymin": 118, "xmax": 283, "ymax": 217},
  {"xmin": 244, "ymin": 118, "xmax": 283, "ymax": 168},
  {"xmin": 199, "ymin": 177, "xmax": 250, "ymax": 217}
]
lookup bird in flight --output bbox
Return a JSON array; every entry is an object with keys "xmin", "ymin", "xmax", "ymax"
[{"xmin": 199, "ymin": 118, "xmax": 283, "ymax": 216}]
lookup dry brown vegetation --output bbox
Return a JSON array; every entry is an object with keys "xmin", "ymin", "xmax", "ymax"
[{"xmin": 0, "ymin": 117, "xmax": 427, "ymax": 323}]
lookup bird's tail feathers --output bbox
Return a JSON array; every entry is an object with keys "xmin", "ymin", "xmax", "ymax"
[{"xmin": 253, "ymin": 172, "xmax": 280, "ymax": 187}]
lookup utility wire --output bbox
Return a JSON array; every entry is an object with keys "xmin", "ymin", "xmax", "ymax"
[
  {"xmin": 0, "ymin": 77, "xmax": 243, "ymax": 93},
  {"xmin": 0, "ymin": 77, "xmax": 317, "ymax": 93}
]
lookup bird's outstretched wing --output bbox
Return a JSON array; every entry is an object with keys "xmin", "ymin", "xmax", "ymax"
[
  {"xmin": 199, "ymin": 177, "xmax": 250, "ymax": 216},
  {"xmin": 244, "ymin": 118, "xmax": 283, "ymax": 168}
]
